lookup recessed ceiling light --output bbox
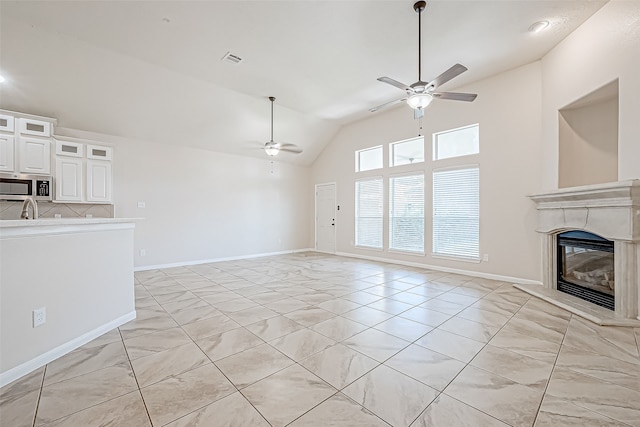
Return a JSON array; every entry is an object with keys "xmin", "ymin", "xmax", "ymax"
[{"xmin": 529, "ymin": 20, "xmax": 550, "ymax": 33}]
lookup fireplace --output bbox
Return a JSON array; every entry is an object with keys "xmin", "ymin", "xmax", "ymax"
[
  {"xmin": 557, "ymin": 231, "xmax": 614, "ymax": 310},
  {"xmin": 524, "ymin": 180, "xmax": 640, "ymax": 323}
]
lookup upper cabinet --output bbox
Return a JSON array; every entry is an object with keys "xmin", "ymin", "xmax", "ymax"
[
  {"xmin": 0, "ymin": 109, "xmax": 114, "ymax": 205},
  {"xmin": 0, "ymin": 134, "xmax": 15, "ymax": 172},
  {"xmin": 0, "ymin": 110, "xmax": 55, "ymax": 176},
  {"xmin": 0, "ymin": 114, "xmax": 15, "ymax": 133},
  {"xmin": 54, "ymin": 137, "xmax": 113, "ymax": 203},
  {"xmin": 20, "ymin": 137, "xmax": 51, "ymax": 174},
  {"xmin": 17, "ymin": 118, "xmax": 51, "ymax": 138}
]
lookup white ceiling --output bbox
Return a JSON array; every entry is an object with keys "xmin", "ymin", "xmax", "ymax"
[{"xmin": 0, "ymin": 1, "xmax": 607, "ymax": 165}]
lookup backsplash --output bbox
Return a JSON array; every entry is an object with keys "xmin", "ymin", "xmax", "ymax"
[{"xmin": 0, "ymin": 202, "xmax": 114, "ymax": 220}]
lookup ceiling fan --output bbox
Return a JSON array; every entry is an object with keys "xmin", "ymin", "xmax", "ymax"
[
  {"xmin": 262, "ymin": 96, "xmax": 302, "ymax": 157},
  {"xmin": 370, "ymin": 1, "xmax": 477, "ymax": 114}
]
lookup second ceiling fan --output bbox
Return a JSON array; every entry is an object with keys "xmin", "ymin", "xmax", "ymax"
[
  {"xmin": 263, "ymin": 96, "xmax": 302, "ymax": 157},
  {"xmin": 370, "ymin": 1, "xmax": 477, "ymax": 113}
]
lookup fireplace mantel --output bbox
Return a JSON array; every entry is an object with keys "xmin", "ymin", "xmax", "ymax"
[
  {"xmin": 524, "ymin": 180, "xmax": 640, "ymax": 324},
  {"xmin": 529, "ymin": 180, "xmax": 640, "ymax": 241}
]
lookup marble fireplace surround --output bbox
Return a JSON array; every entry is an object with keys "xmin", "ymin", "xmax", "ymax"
[{"xmin": 518, "ymin": 180, "xmax": 640, "ymax": 326}]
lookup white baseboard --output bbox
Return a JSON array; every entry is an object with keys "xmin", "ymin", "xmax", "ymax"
[
  {"xmin": 134, "ymin": 248, "xmax": 315, "ymax": 272},
  {"xmin": 0, "ymin": 311, "xmax": 136, "ymax": 388},
  {"xmin": 335, "ymin": 251, "xmax": 542, "ymax": 286}
]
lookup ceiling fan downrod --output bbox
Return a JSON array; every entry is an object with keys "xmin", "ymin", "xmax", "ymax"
[
  {"xmin": 414, "ymin": 1, "xmax": 426, "ymax": 83},
  {"xmin": 269, "ymin": 96, "xmax": 275, "ymax": 143}
]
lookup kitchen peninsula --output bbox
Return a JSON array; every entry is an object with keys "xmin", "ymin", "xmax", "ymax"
[{"xmin": 0, "ymin": 218, "xmax": 137, "ymax": 386}]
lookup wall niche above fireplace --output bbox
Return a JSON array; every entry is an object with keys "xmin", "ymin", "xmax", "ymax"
[{"xmin": 558, "ymin": 80, "xmax": 619, "ymax": 189}]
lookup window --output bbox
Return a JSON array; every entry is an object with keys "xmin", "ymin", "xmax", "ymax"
[
  {"xmin": 390, "ymin": 136, "xmax": 424, "ymax": 167},
  {"xmin": 355, "ymin": 178, "xmax": 383, "ymax": 249},
  {"xmin": 433, "ymin": 167, "xmax": 479, "ymax": 259},
  {"xmin": 355, "ymin": 146, "xmax": 383, "ymax": 172},
  {"xmin": 389, "ymin": 174, "xmax": 424, "ymax": 253},
  {"xmin": 433, "ymin": 124, "xmax": 479, "ymax": 160}
]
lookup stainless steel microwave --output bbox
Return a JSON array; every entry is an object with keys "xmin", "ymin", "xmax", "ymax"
[{"xmin": 0, "ymin": 172, "xmax": 53, "ymax": 201}]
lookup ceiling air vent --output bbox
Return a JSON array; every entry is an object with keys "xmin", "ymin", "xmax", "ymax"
[{"xmin": 221, "ymin": 51, "xmax": 243, "ymax": 65}]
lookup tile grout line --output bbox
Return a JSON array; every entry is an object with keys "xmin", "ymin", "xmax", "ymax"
[
  {"xmin": 30, "ymin": 364, "xmax": 47, "ymax": 427},
  {"xmin": 117, "ymin": 327, "xmax": 154, "ymax": 427},
  {"xmin": 530, "ymin": 311, "xmax": 572, "ymax": 427}
]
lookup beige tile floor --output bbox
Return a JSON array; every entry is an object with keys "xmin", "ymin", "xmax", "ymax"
[{"xmin": 2, "ymin": 252, "xmax": 640, "ymax": 426}]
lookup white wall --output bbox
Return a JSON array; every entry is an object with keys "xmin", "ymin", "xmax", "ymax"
[
  {"xmin": 312, "ymin": 62, "xmax": 543, "ymax": 282},
  {"xmin": 541, "ymin": 0, "xmax": 640, "ymax": 188},
  {"xmin": 56, "ymin": 127, "xmax": 311, "ymax": 269}
]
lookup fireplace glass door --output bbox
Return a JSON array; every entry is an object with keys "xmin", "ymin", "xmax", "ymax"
[{"xmin": 557, "ymin": 231, "xmax": 614, "ymax": 310}]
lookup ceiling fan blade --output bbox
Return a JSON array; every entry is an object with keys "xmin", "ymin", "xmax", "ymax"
[
  {"xmin": 429, "ymin": 64, "xmax": 468, "ymax": 89},
  {"xmin": 432, "ymin": 92, "xmax": 477, "ymax": 102},
  {"xmin": 280, "ymin": 148, "xmax": 302, "ymax": 154},
  {"xmin": 369, "ymin": 97, "xmax": 407, "ymax": 113},
  {"xmin": 279, "ymin": 143, "xmax": 303, "ymax": 153},
  {"xmin": 377, "ymin": 77, "xmax": 414, "ymax": 92}
]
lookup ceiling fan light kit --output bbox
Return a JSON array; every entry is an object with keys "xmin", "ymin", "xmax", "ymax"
[
  {"xmin": 370, "ymin": 1, "xmax": 477, "ymax": 113},
  {"xmin": 264, "ymin": 143, "xmax": 280, "ymax": 157},
  {"xmin": 407, "ymin": 93, "xmax": 433, "ymax": 109}
]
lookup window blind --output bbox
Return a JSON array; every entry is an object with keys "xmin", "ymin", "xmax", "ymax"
[
  {"xmin": 433, "ymin": 167, "xmax": 479, "ymax": 259},
  {"xmin": 389, "ymin": 174, "xmax": 424, "ymax": 253},
  {"xmin": 355, "ymin": 178, "xmax": 383, "ymax": 248}
]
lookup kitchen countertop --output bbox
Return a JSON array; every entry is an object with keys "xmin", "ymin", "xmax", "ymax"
[
  {"xmin": 0, "ymin": 218, "xmax": 141, "ymax": 237},
  {"xmin": 0, "ymin": 217, "xmax": 140, "ymax": 227}
]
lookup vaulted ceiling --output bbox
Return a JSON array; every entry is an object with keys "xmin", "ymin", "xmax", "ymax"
[{"xmin": 0, "ymin": 1, "xmax": 607, "ymax": 165}]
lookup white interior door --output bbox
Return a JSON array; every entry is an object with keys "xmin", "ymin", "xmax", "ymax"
[{"xmin": 316, "ymin": 183, "xmax": 336, "ymax": 253}]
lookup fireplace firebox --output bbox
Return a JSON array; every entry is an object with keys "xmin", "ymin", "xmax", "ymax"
[{"xmin": 557, "ymin": 231, "xmax": 614, "ymax": 310}]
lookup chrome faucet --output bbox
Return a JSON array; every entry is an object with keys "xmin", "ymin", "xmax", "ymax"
[{"xmin": 20, "ymin": 197, "xmax": 39, "ymax": 220}]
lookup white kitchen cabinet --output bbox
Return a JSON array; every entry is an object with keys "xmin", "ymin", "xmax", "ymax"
[
  {"xmin": 86, "ymin": 160, "xmax": 112, "ymax": 202},
  {"xmin": 0, "ymin": 134, "xmax": 15, "ymax": 172},
  {"xmin": 0, "ymin": 111, "xmax": 55, "ymax": 174},
  {"xmin": 0, "ymin": 114, "xmax": 15, "ymax": 133},
  {"xmin": 17, "ymin": 117, "xmax": 51, "ymax": 137},
  {"xmin": 19, "ymin": 137, "xmax": 51, "ymax": 174},
  {"xmin": 54, "ymin": 136, "xmax": 113, "ymax": 203},
  {"xmin": 55, "ymin": 157, "xmax": 83, "ymax": 201},
  {"xmin": 87, "ymin": 145, "xmax": 112, "ymax": 161},
  {"xmin": 56, "ymin": 139, "xmax": 83, "ymax": 158}
]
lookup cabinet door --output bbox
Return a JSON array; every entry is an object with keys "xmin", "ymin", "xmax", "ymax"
[
  {"xmin": 0, "ymin": 114, "xmax": 15, "ymax": 133},
  {"xmin": 17, "ymin": 118, "xmax": 51, "ymax": 137},
  {"xmin": 19, "ymin": 137, "xmax": 51, "ymax": 174},
  {"xmin": 55, "ymin": 157, "xmax": 83, "ymax": 201},
  {"xmin": 87, "ymin": 160, "xmax": 112, "ymax": 202},
  {"xmin": 0, "ymin": 134, "xmax": 15, "ymax": 172},
  {"xmin": 55, "ymin": 139, "xmax": 84, "ymax": 157},
  {"xmin": 87, "ymin": 145, "xmax": 113, "ymax": 161}
]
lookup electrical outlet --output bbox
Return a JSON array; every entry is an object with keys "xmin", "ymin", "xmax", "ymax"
[
  {"xmin": 137, "ymin": 202, "xmax": 146, "ymax": 208},
  {"xmin": 483, "ymin": 254, "xmax": 489, "ymax": 262},
  {"xmin": 139, "ymin": 249, "xmax": 146, "ymax": 257},
  {"xmin": 33, "ymin": 307, "xmax": 46, "ymax": 327}
]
